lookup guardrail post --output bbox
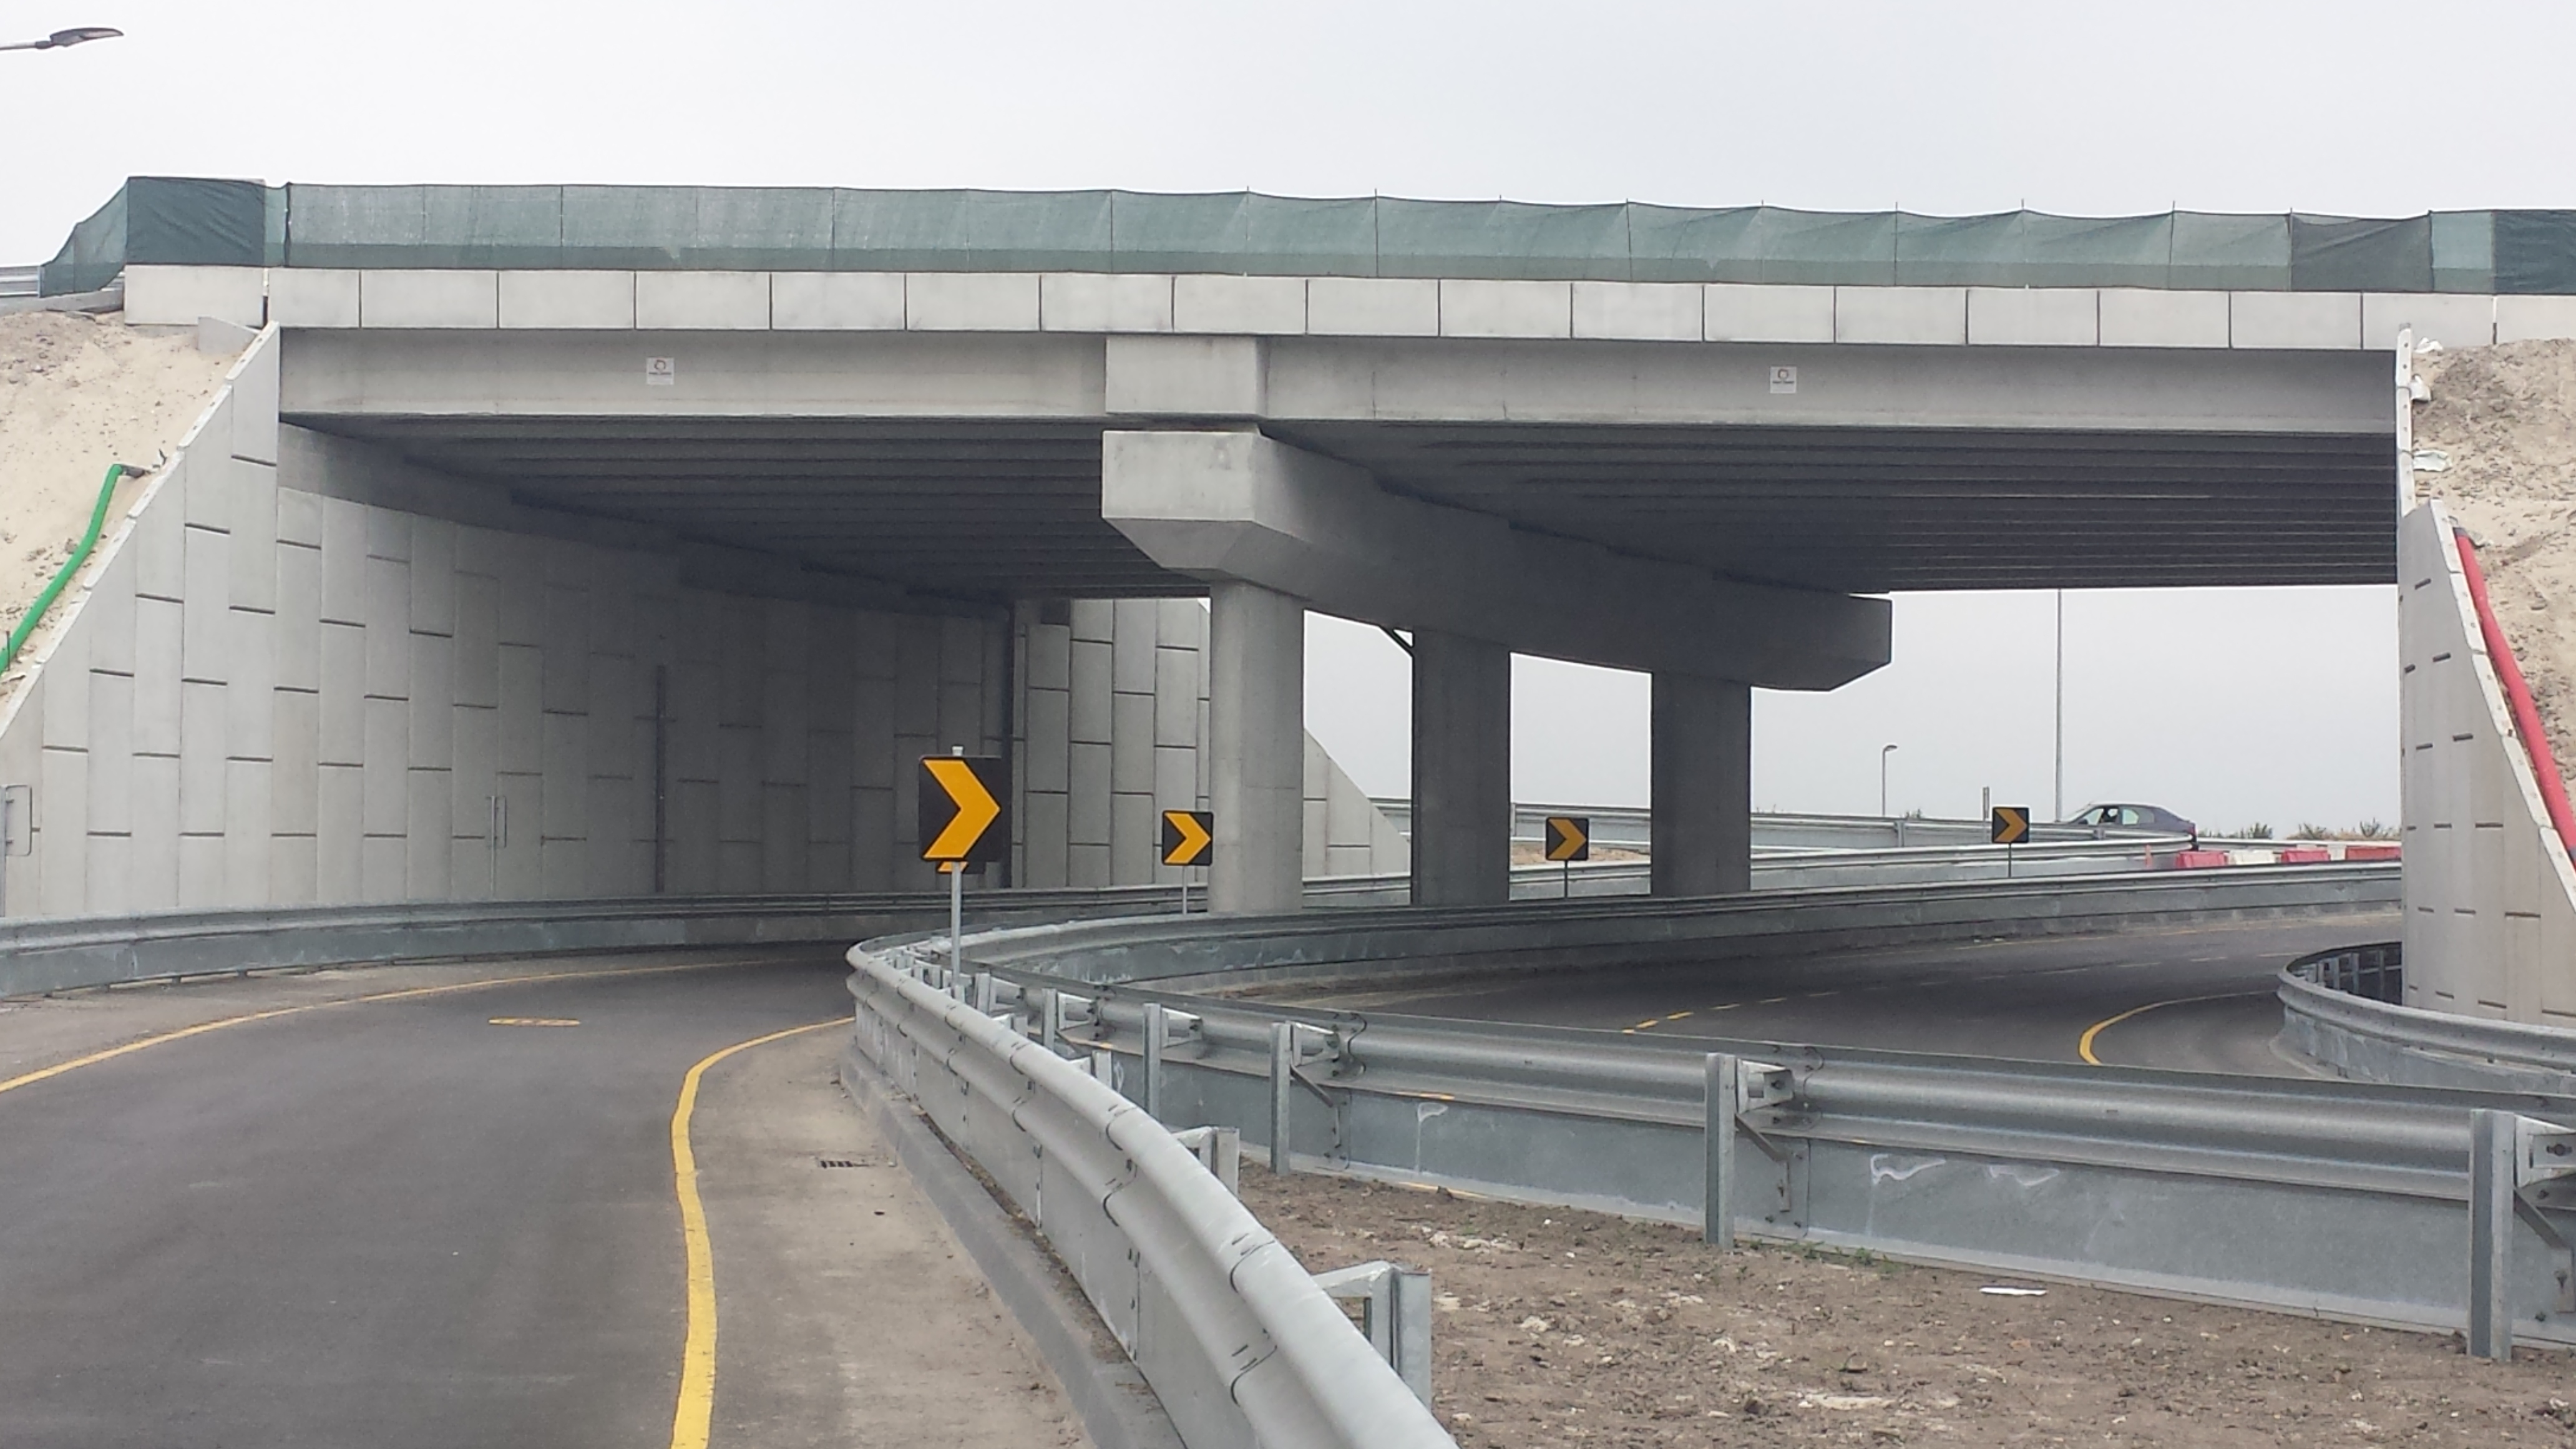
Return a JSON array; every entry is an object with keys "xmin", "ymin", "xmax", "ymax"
[
  {"xmin": 2471, "ymin": 1108, "xmax": 2517, "ymax": 1360},
  {"xmin": 1143, "ymin": 1002, "xmax": 1167, "ymax": 1121},
  {"xmin": 1392, "ymin": 1266, "xmax": 1432, "ymax": 1406},
  {"xmin": 1704, "ymin": 1053, "xmax": 1740, "ymax": 1247},
  {"xmin": 1039, "ymin": 988, "xmax": 1063, "ymax": 1053},
  {"xmin": 1269, "ymin": 1020, "xmax": 1294, "ymax": 1175},
  {"xmin": 973, "ymin": 970, "xmax": 994, "ymax": 1015}
]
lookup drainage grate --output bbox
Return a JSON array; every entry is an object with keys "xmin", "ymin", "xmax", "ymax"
[{"xmin": 819, "ymin": 1156, "xmax": 889, "ymax": 1169}]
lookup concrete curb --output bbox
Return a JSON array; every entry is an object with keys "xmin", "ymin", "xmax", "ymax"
[{"xmin": 838, "ymin": 1035, "xmax": 1185, "ymax": 1449}]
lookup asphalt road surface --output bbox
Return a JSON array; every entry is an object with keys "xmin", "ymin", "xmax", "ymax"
[
  {"xmin": 1281, "ymin": 914, "xmax": 2401, "ymax": 1075},
  {"xmin": 0, "ymin": 948, "xmax": 1080, "ymax": 1449}
]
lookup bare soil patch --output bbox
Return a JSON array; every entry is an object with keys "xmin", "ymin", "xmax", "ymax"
[
  {"xmin": 0, "ymin": 311, "xmax": 230, "ymax": 645},
  {"xmin": 2416, "ymin": 339, "xmax": 2576, "ymax": 769},
  {"xmin": 1243, "ymin": 1166, "xmax": 2576, "ymax": 1447}
]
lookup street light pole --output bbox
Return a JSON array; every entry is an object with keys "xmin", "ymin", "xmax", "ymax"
[
  {"xmin": 1880, "ymin": 743, "xmax": 1898, "ymax": 818},
  {"xmin": 2053, "ymin": 590, "xmax": 2065, "ymax": 822},
  {"xmin": 0, "ymin": 26, "xmax": 123, "ymax": 51}
]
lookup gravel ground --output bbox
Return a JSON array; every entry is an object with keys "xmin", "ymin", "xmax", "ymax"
[{"xmin": 1241, "ymin": 1167, "xmax": 2576, "ymax": 1448}]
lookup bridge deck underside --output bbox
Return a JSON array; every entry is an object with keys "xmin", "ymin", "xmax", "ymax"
[{"xmin": 303, "ymin": 415, "xmax": 2398, "ymax": 604}]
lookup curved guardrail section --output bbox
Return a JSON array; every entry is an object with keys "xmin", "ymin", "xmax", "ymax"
[
  {"xmin": 2281, "ymin": 946, "xmax": 2576, "ymax": 1094},
  {"xmin": 0, "ymin": 887, "xmax": 1186, "ymax": 998},
  {"xmin": 849, "ymin": 947, "xmax": 1453, "ymax": 1449},
  {"xmin": 862, "ymin": 862, "xmax": 2576, "ymax": 1354}
]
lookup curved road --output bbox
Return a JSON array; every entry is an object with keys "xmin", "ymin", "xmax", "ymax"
[
  {"xmin": 0, "ymin": 949, "xmax": 1080, "ymax": 1449},
  {"xmin": 1283, "ymin": 914, "xmax": 2399, "ymax": 1075}
]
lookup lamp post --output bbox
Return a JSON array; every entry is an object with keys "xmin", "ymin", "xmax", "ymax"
[
  {"xmin": 0, "ymin": 26, "xmax": 122, "ymax": 51},
  {"xmin": 1879, "ymin": 743, "xmax": 1898, "ymax": 819}
]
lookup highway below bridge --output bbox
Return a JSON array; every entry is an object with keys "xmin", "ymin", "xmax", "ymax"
[
  {"xmin": 0, "ymin": 900, "xmax": 2395, "ymax": 1443},
  {"xmin": 1266, "ymin": 912, "xmax": 2399, "ymax": 1076}
]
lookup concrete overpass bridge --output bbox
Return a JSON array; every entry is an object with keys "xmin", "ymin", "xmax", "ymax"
[{"xmin": 12, "ymin": 180, "xmax": 2496, "ymax": 922}]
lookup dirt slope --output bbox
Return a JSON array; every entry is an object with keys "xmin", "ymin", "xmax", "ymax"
[
  {"xmin": 2416, "ymin": 339, "xmax": 2576, "ymax": 772},
  {"xmin": 0, "ymin": 311, "xmax": 231, "ymax": 648}
]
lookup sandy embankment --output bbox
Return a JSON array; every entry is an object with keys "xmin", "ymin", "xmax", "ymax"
[
  {"xmin": 0, "ymin": 311, "xmax": 233, "ymax": 671},
  {"xmin": 2416, "ymin": 340, "xmax": 2576, "ymax": 772}
]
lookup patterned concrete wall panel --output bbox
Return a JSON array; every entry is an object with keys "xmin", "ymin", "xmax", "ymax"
[
  {"xmin": 1040, "ymin": 273, "xmax": 1174, "ymax": 334},
  {"xmin": 1066, "ymin": 842, "xmax": 1111, "ymax": 890},
  {"xmin": 359, "ymin": 270, "xmax": 499, "ymax": 329},
  {"xmin": 223, "ymin": 758, "xmax": 270, "ymax": 905},
  {"xmin": 83, "ymin": 545, "xmax": 136, "ymax": 676},
  {"xmin": 1703, "ymin": 284, "xmax": 1835, "ymax": 344},
  {"xmin": 85, "ymin": 835, "xmax": 130, "ymax": 915},
  {"xmin": 85, "ymin": 673, "xmax": 133, "ymax": 836},
  {"xmin": 361, "ymin": 698, "xmax": 409, "ymax": 837},
  {"xmin": 762, "ymin": 787, "xmax": 808, "ymax": 890},
  {"xmin": 225, "ymin": 609, "xmax": 275, "ymax": 761},
  {"xmin": 271, "ymin": 691, "xmax": 321, "ymax": 834},
  {"xmin": 852, "ymin": 785, "xmax": 895, "ymax": 890},
  {"xmin": 277, "ymin": 486, "xmax": 323, "ymax": 549},
  {"xmin": 1111, "ymin": 792, "xmax": 1156, "ymax": 881},
  {"xmin": 495, "ymin": 645, "xmax": 544, "ymax": 775},
  {"xmin": 178, "ymin": 681, "xmax": 225, "ymax": 835},
  {"xmin": 1573, "ymin": 282, "xmax": 1702, "ymax": 343},
  {"xmin": 907, "ymin": 273, "xmax": 1042, "ymax": 332},
  {"xmin": 274, "ymin": 544, "xmax": 323, "ymax": 693},
  {"xmin": 1110, "ymin": 693, "xmax": 1154, "ymax": 794},
  {"xmin": 318, "ymin": 623, "xmax": 366, "ymax": 766},
  {"xmin": 268, "ymin": 269, "xmax": 361, "ymax": 329},
  {"xmin": 2496, "ymin": 296, "xmax": 2576, "ymax": 344},
  {"xmin": 762, "ymin": 670, "xmax": 807, "ymax": 786},
  {"xmin": 1153, "ymin": 643, "xmax": 1200, "ymax": 748},
  {"xmin": 1068, "ymin": 640, "xmax": 1113, "ymax": 744},
  {"xmin": 318, "ymin": 497, "xmax": 366, "ymax": 625},
  {"xmin": 178, "ymin": 834, "xmax": 225, "ymax": 908},
  {"xmin": 133, "ymin": 599, "xmax": 183, "ymax": 756},
  {"xmin": 772, "ymin": 272, "xmax": 905, "ymax": 331},
  {"xmin": 226, "ymin": 459, "xmax": 280, "ymax": 613},
  {"xmin": 407, "ymin": 768, "xmax": 452, "ymax": 900},
  {"xmin": 1023, "ymin": 686, "xmax": 1071, "ymax": 794},
  {"xmin": 1068, "ymin": 743, "xmax": 1113, "ymax": 848},
  {"xmin": 133, "ymin": 485, "xmax": 186, "ymax": 603},
  {"xmin": 2363, "ymin": 293, "xmax": 2494, "ymax": 351},
  {"xmin": 1022, "ymin": 791, "xmax": 1070, "ymax": 886},
  {"xmin": 39, "ymin": 623, "xmax": 89, "ymax": 751},
  {"xmin": 1307, "ymin": 278, "xmax": 1440, "ymax": 338},
  {"xmin": 363, "ymin": 555, "xmax": 409, "ymax": 699},
  {"xmin": 806, "ymin": 728, "xmax": 853, "ymax": 843},
  {"xmin": 716, "ymin": 726, "xmax": 761, "ymax": 845},
  {"xmin": 1173, "ymin": 275, "xmax": 1307, "ymax": 336},
  {"xmin": 316, "ymin": 764, "xmax": 363, "ymax": 902},
  {"xmin": 407, "ymin": 518, "xmax": 457, "ymax": 635},
  {"xmin": 129, "ymin": 754, "xmax": 180, "ymax": 909},
  {"xmin": 36, "ymin": 746, "xmax": 86, "ymax": 914},
  {"xmin": 269, "ymin": 834, "xmax": 317, "ymax": 905},
  {"xmin": 408, "ymin": 635, "xmax": 455, "ymax": 770},
  {"xmin": 540, "ymin": 714, "xmax": 587, "ymax": 841}
]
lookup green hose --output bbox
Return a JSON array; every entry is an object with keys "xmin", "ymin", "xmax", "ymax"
[{"xmin": 4, "ymin": 462, "xmax": 139, "ymax": 673}]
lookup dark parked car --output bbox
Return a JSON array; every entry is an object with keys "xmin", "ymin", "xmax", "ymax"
[{"xmin": 2067, "ymin": 802, "xmax": 2197, "ymax": 834}]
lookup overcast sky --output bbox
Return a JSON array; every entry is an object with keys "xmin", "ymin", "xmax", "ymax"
[{"xmin": 14, "ymin": 0, "xmax": 2565, "ymax": 828}]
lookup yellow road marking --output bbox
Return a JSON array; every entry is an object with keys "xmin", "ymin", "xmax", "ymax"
[
  {"xmin": 1663, "ymin": 1010, "xmax": 1693, "ymax": 1022},
  {"xmin": 2077, "ymin": 992, "xmax": 2262, "ymax": 1066},
  {"xmin": 668, "ymin": 1018, "xmax": 842, "ymax": 1449},
  {"xmin": 0, "ymin": 958, "xmax": 764, "ymax": 1100},
  {"xmin": 489, "ymin": 1017, "xmax": 581, "ymax": 1027}
]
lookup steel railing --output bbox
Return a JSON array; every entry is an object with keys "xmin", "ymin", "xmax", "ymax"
[{"xmin": 861, "ymin": 862, "xmax": 2576, "ymax": 1359}]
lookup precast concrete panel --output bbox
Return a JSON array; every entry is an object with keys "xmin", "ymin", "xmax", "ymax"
[
  {"xmin": 269, "ymin": 834, "xmax": 317, "ymax": 904},
  {"xmin": 84, "ymin": 673, "xmax": 133, "ymax": 836},
  {"xmin": 132, "ymin": 601, "xmax": 182, "ymax": 755},
  {"xmin": 407, "ymin": 768, "xmax": 452, "ymax": 899},
  {"xmin": 1572, "ymin": 281, "xmax": 1702, "ymax": 342},
  {"xmin": 2230, "ymin": 291, "xmax": 2362, "ymax": 349},
  {"xmin": 1967, "ymin": 288, "xmax": 2099, "ymax": 346},
  {"xmin": 2363, "ymin": 293, "xmax": 2495, "ymax": 351},
  {"xmin": 500, "ymin": 270, "xmax": 637, "ymax": 329},
  {"xmin": 1702, "ymin": 284, "xmax": 1835, "ymax": 343},
  {"xmin": 2495, "ymin": 296, "xmax": 2576, "ymax": 343},
  {"xmin": 359, "ymin": 270, "xmax": 499, "ymax": 329},
  {"xmin": 37, "ymin": 746, "xmax": 85, "ymax": 915},
  {"xmin": 771, "ymin": 271, "xmax": 906, "ymax": 330},
  {"xmin": 316, "ymin": 764, "xmax": 363, "ymax": 901},
  {"xmin": 227, "ymin": 344, "xmax": 281, "ymax": 466},
  {"xmin": 132, "ymin": 489, "xmax": 185, "ymax": 602},
  {"xmin": 906, "ymin": 273, "xmax": 1042, "ymax": 331},
  {"xmin": 1111, "ymin": 791, "xmax": 1156, "ymax": 882},
  {"xmin": 225, "ymin": 608, "xmax": 275, "ymax": 761},
  {"xmin": 180, "ymin": 529, "xmax": 230, "ymax": 683},
  {"xmin": 178, "ymin": 681, "xmax": 225, "ymax": 835},
  {"xmin": 124, "ymin": 266, "xmax": 268, "ymax": 328},
  {"xmin": 266, "ymin": 269, "xmax": 361, "ymax": 328},
  {"xmin": 1834, "ymin": 286, "xmax": 1968, "ymax": 344},
  {"xmin": 1104, "ymin": 334, "xmax": 1263, "ymax": 417},
  {"xmin": 270, "ymin": 691, "xmax": 320, "ymax": 834},
  {"xmin": 1173, "ymin": 275, "xmax": 1307, "ymax": 336},
  {"xmin": 1438, "ymin": 280, "xmax": 1571, "ymax": 339},
  {"xmin": 1306, "ymin": 278, "xmax": 1439, "ymax": 337},
  {"xmin": 361, "ymin": 698, "xmax": 409, "ymax": 836},
  {"xmin": 1111, "ymin": 692, "xmax": 1155, "ymax": 793},
  {"xmin": 635, "ymin": 271, "xmax": 770, "ymax": 331},
  {"xmin": 38, "ymin": 625, "xmax": 89, "ymax": 751},
  {"xmin": 227, "ymin": 464, "xmax": 280, "ymax": 613},
  {"xmin": 222, "ymin": 758, "xmax": 271, "ymax": 904},
  {"xmin": 83, "ymin": 548, "xmax": 135, "ymax": 676},
  {"xmin": 1041, "ymin": 273, "xmax": 1174, "ymax": 333}
]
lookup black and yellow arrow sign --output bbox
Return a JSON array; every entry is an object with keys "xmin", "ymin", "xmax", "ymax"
[
  {"xmin": 919, "ymin": 755, "xmax": 1010, "ymax": 865},
  {"xmin": 1160, "ymin": 809, "xmax": 1214, "ymax": 867},
  {"xmin": 1990, "ymin": 806, "xmax": 2031, "ymax": 846},
  {"xmin": 1544, "ymin": 815, "xmax": 1591, "ymax": 862}
]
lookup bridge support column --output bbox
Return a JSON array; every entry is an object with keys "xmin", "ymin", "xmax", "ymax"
[
  {"xmin": 1410, "ymin": 632, "xmax": 1512, "ymax": 907},
  {"xmin": 1209, "ymin": 580, "xmax": 1306, "ymax": 914},
  {"xmin": 1652, "ymin": 673, "xmax": 1751, "ymax": 896}
]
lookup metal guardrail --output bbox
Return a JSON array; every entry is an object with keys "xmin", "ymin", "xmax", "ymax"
[
  {"xmin": 2280, "ymin": 945, "xmax": 2576, "ymax": 1095},
  {"xmin": 851, "ymin": 862, "xmax": 2576, "ymax": 1356},
  {"xmin": 0, "ymin": 265, "xmax": 39, "ymax": 298},
  {"xmin": 850, "ymin": 947, "xmax": 1453, "ymax": 1449}
]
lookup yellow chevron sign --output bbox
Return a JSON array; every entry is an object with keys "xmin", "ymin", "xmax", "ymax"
[
  {"xmin": 1544, "ymin": 815, "xmax": 1591, "ymax": 862},
  {"xmin": 1161, "ymin": 809, "xmax": 1214, "ymax": 867},
  {"xmin": 919, "ymin": 756, "xmax": 1008, "ymax": 864},
  {"xmin": 1990, "ymin": 806, "xmax": 2031, "ymax": 846}
]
